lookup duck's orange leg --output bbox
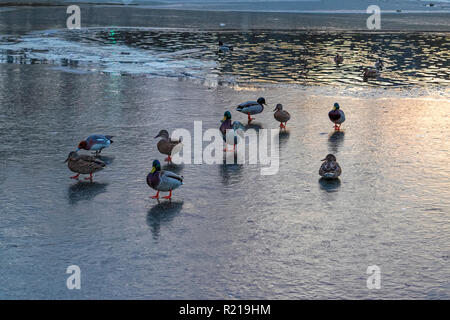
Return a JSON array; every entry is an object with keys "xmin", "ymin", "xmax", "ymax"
[
  {"xmin": 84, "ymin": 173, "xmax": 93, "ymax": 181},
  {"xmin": 70, "ymin": 174, "xmax": 80, "ymax": 179},
  {"xmin": 151, "ymin": 191, "xmax": 160, "ymax": 199},
  {"xmin": 247, "ymin": 113, "xmax": 254, "ymax": 123},
  {"xmin": 162, "ymin": 190, "xmax": 172, "ymax": 200},
  {"xmin": 164, "ymin": 156, "xmax": 172, "ymax": 164}
]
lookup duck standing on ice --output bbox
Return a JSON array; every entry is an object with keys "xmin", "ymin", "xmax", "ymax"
[
  {"xmin": 65, "ymin": 151, "xmax": 106, "ymax": 181},
  {"xmin": 236, "ymin": 97, "xmax": 266, "ymax": 124},
  {"xmin": 319, "ymin": 154, "xmax": 342, "ymax": 180},
  {"xmin": 77, "ymin": 134, "xmax": 113, "ymax": 156},
  {"xmin": 220, "ymin": 111, "xmax": 244, "ymax": 152},
  {"xmin": 147, "ymin": 160, "xmax": 183, "ymax": 200},
  {"xmin": 273, "ymin": 104, "xmax": 291, "ymax": 129},
  {"xmin": 328, "ymin": 103, "xmax": 345, "ymax": 131},
  {"xmin": 155, "ymin": 130, "xmax": 183, "ymax": 165}
]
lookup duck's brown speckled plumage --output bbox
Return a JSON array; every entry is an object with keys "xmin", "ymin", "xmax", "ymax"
[
  {"xmin": 319, "ymin": 154, "xmax": 342, "ymax": 179},
  {"xmin": 66, "ymin": 151, "xmax": 106, "ymax": 175},
  {"xmin": 157, "ymin": 138, "xmax": 181, "ymax": 156},
  {"xmin": 274, "ymin": 109, "xmax": 291, "ymax": 123}
]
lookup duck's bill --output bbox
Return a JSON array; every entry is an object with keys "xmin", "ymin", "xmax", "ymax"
[
  {"xmin": 64, "ymin": 157, "xmax": 69, "ymax": 163},
  {"xmin": 154, "ymin": 134, "xmax": 160, "ymax": 138},
  {"xmin": 321, "ymin": 158, "xmax": 326, "ymax": 161},
  {"xmin": 150, "ymin": 167, "xmax": 156, "ymax": 173}
]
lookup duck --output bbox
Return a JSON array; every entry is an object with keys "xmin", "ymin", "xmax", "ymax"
[
  {"xmin": 328, "ymin": 102, "xmax": 345, "ymax": 131},
  {"xmin": 334, "ymin": 53, "xmax": 344, "ymax": 65},
  {"xmin": 65, "ymin": 151, "xmax": 106, "ymax": 181},
  {"xmin": 220, "ymin": 111, "xmax": 245, "ymax": 152},
  {"xmin": 77, "ymin": 134, "xmax": 113, "ymax": 156},
  {"xmin": 147, "ymin": 159, "xmax": 183, "ymax": 200},
  {"xmin": 154, "ymin": 129, "xmax": 183, "ymax": 164},
  {"xmin": 273, "ymin": 104, "xmax": 290, "ymax": 129},
  {"xmin": 236, "ymin": 97, "xmax": 266, "ymax": 124},
  {"xmin": 374, "ymin": 58, "xmax": 384, "ymax": 71},
  {"xmin": 363, "ymin": 67, "xmax": 380, "ymax": 81},
  {"xmin": 319, "ymin": 154, "xmax": 342, "ymax": 179},
  {"xmin": 218, "ymin": 41, "xmax": 233, "ymax": 53}
]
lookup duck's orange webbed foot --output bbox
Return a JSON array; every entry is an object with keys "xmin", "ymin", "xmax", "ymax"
[
  {"xmin": 84, "ymin": 173, "xmax": 93, "ymax": 181},
  {"xmin": 164, "ymin": 156, "xmax": 172, "ymax": 163},
  {"xmin": 162, "ymin": 190, "xmax": 172, "ymax": 200},
  {"xmin": 151, "ymin": 191, "xmax": 160, "ymax": 199},
  {"xmin": 70, "ymin": 174, "xmax": 80, "ymax": 179}
]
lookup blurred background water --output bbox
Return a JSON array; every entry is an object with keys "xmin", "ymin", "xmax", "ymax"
[{"xmin": 0, "ymin": 4, "xmax": 449, "ymax": 299}]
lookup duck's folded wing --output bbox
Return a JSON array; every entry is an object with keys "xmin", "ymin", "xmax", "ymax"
[
  {"xmin": 320, "ymin": 162, "xmax": 341, "ymax": 175},
  {"xmin": 237, "ymin": 101, "xmax": 257, "ymax": 108},
  {"xmin": 87, "ymin": 135, "xmax": 111, "ymax": 145},
  {"xmin": 78, "ymin": 155, "xmax": 106, "ymax": 167},
  {"xmin": 162, "ymin": 171, "xmax": 183, "ymax": 182}
]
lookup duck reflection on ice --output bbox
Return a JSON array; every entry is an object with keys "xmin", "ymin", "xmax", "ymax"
[
  {"xmin": 318, "ymin": 177, "xmax": 341, "ymax": 193},
  {"xmin": 146, "ymin": 201, "xmax": 184, "ymax": 240},
  {"xmin": 278, "ymin": 130, "xmax": 290, "ymax": 149},
  {"xmin": 328, "ymin": 130, "xmax": 345, "ymax": 154},
  {"xmin": 244, "ymin": 122, "xmax": 263, "ymax": 131},
  {"xmin": 68, "ymin": 181, "xmax": 108, "ymax": 205},
  {"xmin": 219, "ymin": 158, "xmax": 243, "ymax": 186}
]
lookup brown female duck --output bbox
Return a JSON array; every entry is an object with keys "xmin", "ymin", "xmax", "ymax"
[
  {"xmin": 65, "ymin": 151, "xmax": 106, "ymax": 181},
  {"xmin": 155, "ymin": 130, "xmax": 183, "ymax": 164},
  {"xmin": 319, "ymin": 154, "xmax": 342, "ymax": 179},
  {"xmin": 273, "ymin": 104, "xmax": 291, "ymax": 129}
]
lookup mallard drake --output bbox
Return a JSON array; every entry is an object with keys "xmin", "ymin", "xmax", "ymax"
[
  {"xmin": 328, "ymin": 102, "xmax": 346, "ymax": 131},
  {"xmin": 273, "ymin": 104, "xmax": 291, "ymax": 129},
  {"xmin": 334, "ymin": 54, "xmax": 344, "ymax": 65},
  {"xmin": 147, "ymin": 160, "xmax": 183, "ymax": 200},
  {"xmin": 155, "ymin": 130, "xmax": 183, "ymax": 164},
  {"xmin": 77, "ymin": 134, "xmax": 113, "ymax": 156},
  {"xmin": 236, "ymin": 97, "xmax": 266, "ymax": 124},
  {"xmin": 220, "ymin": 111, "xmax": 245, "ymax": 152},
  {"xmin": 65, "ymin": 151, "xmax": 106, "ymax": 181},
  {"xmin": 319, "ymin": 154, "xmax": 342, "ymax": 179},
  {"xmin": 363, "ymin": 67, "xmax": 380, "ymax": 80},
  {"xmin": 218, "ymin": 41, "xmax": 233, "ymax": 52}
]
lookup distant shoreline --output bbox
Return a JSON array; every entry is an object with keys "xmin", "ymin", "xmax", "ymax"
[{"xmin": 1, "ymin": 2, "xmax": 450, "ymax": 14}]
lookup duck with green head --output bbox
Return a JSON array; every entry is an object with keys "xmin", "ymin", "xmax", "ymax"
[
  {"xmin": 328, "ymin": 102, "xmax": 346, "ymax": 131},
  {"xmin": 236, "ymin": 97, "xmax": 266, "ymax": 124},
  {"xmin": 220, "ymin": 111, "xmax": 244, "ymax": 152},
  {"xmin": 147, "ymin": 160, "xmax": 183, "ymax": 200}
]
